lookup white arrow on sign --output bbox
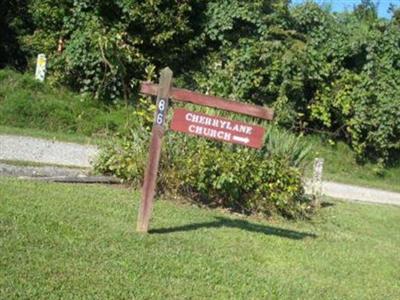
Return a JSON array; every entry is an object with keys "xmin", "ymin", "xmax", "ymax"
[{"xmin": 232, "ymin": 136, "xmax": 250, "ymax": 144}]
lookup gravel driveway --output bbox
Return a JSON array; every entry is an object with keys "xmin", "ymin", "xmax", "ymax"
[
  {"xmin": 304, "ymin": 181, "xmax": 400, "ymax": 206},
  {"xmin": 0, "ymin": 134, "xmax": 99, "ymax": 167}
]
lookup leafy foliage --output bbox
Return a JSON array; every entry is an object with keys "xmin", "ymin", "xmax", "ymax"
[
  {"xmin": 2, "ymin": 0, "xmax": 400, "ymax": 164},
  {"xmin": 0, "ymin": 0, "xmax": 32, "ymax": 69},
  {"xmin": 20, "ymin": 0, "xmax": 205, "ymax": 102},
  {"xmin": 95, "ymin": 123, "xmax": 312, "ymax": 218},
  {"xmin": 308, "ymin": 15, "xmax": 400, "ymax": 165}
]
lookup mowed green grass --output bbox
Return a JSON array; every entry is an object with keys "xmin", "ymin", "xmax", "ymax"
[{"xmin": 1, "ymin": 178, "xmax": 399, "ymax": 299}]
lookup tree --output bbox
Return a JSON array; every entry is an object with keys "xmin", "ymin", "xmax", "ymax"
[
  {"xmin": 389, "ymin": 4, "xmax": 400, "ymax": 25},
  {"xmin": 0, "ymin": 0, "xmax": 32, "ymax": 69},
  {"xmin": 20, "ymin": 0, "xmax": 206, "ymax": 102},
  {"xmin": 353, "ymin": 0, "xmax": 378, "ymax": 22}
]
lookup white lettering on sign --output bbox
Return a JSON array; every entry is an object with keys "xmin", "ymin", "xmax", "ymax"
[
  {"xmin": 171, "ymin": 108, "xmax": 266, "ymax": 149},
  {"xmin": 184, "ymin": 112, "xmax": 253, "ymax": 135},
  {"xmin": 188, "ymin": 124, "xmax": 232, "ymax": 141}
]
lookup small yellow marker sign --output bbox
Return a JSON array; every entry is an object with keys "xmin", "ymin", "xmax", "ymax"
[{"xmin": 35, "ymin": 54, "xmax": 47, "ymax": 82}]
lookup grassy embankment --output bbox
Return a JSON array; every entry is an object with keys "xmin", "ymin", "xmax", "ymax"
[
  {"xmin": 0, "ymin": 68, "xmax": 135, "ymax": 145},
  {"xmin": 306, "ymin": 137, "xmax": 400, "ymax": 193},
  {"xmin": 1, "ymin": 178, "xmax": 399, "ymax": 299},
  {"xmin": 0, "ymin": 69, "xmax": 399, "ymax": 192}
]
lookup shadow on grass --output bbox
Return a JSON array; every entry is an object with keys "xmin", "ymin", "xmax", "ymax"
[
  {"xmin": 150, "ymin": 217, "xmax": 317, "ymax": 240},
  {"xmin": 321, "ymin": 201, "xmax": 335, "ymax": 208}
]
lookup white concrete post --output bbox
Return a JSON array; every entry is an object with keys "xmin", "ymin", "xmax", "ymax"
[
  {"xmin": 312, "ymin": 158, "xmax": 324, "ymax": 206},
  {"xmin": 35, "ymin": 54, "xmax": 47, "ymax": 82}
]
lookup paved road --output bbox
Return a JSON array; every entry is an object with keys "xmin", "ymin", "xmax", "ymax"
[
  {"xmin": 0, "ymin": 134, "xmax": 98, "ymax": 167},
  {"xmin": 1, "ymin": 134, "xmax": 400, "ymax": 206}
]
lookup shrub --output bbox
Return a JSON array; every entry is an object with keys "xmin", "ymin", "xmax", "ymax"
[
  {"xmin": 94, "ymin": 122, "xmax": 312, "ymax": 218},
  {"xmin": 94, "ymin": 128, "xmax": 149, "ymax": 183}
]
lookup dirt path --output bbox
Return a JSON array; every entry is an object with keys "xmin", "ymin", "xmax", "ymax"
[{"xmin": 1, "ymin": 134, "xmax": 400, "ymax": 206}]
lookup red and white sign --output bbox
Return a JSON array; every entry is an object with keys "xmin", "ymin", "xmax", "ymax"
[{"xmin": 170, "ymin": 108, "xmax": 265, "ymax": 148}]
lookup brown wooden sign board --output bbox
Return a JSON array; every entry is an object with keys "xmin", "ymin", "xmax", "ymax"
[
  {"xmin": 170, "ymin": 108, "xmax": 265, "ymax": 149},
  {"xmin": 136, "ymin": 68, "xmax": 274, "ymax": 233}
]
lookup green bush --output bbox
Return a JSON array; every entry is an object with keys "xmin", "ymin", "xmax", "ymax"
[
  {"xmin": 94, "ymin": 128, "xmax": 149, "ymax": 182},
  {"xmin": 94, "ymin": 122, "xmax": 312, "ymax": 218}
]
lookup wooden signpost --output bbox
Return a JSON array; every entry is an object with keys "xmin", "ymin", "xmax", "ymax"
[
  {"xmin": 136, "ymin": 67, "xmax": 274, "ymax": 233},
  {"xmin": 136, "ymin": 68, "xmax": 172, "ymax": 233}
]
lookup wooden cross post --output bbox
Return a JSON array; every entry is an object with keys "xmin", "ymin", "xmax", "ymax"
[{"xmin": 136, "ymin": 67, "xmax": 173, "ymax": 233}]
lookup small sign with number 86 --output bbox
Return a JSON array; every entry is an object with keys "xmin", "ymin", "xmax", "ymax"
[{"xmin": 155, "ymin": 98, "xmax": 168, "ymax": 126}]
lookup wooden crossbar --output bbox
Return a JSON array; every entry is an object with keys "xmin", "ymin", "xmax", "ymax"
[{"xmin": 140, "ymin": 82, "xmax": 274, "ymax": 121}]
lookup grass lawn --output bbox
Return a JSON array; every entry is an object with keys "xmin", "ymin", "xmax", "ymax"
[{"xmin": 1, "ymin": 178, "xmax": 399, "ymax": 299}]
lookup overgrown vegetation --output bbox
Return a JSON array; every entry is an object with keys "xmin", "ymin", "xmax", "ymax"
[
  {"xmin": 95, "ymin": 114, "xmax": 312, "ymax": 218},
  {"xmin": 1, "ymin": 178, "xmax": 400, "ymax": 299},
  {"xmin": 2, "ymin": 0, "xmax": 400, "ymax": 165}
]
